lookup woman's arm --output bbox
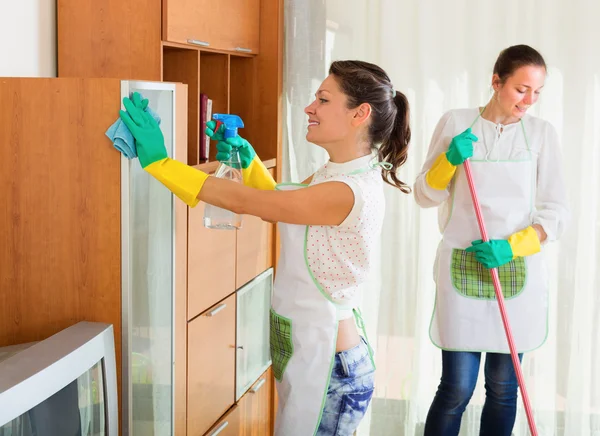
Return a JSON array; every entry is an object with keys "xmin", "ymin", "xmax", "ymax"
[
  {"xmin": 532, "ymin": 123, "xmax": 570, "ymax": 243},
  {"xmin": 200, "ymin": 176, "xmax": 355, "ymax": 226},
  {"xmin": 413, "ymin": 111, "xmax": 456, "ymax": 208}
]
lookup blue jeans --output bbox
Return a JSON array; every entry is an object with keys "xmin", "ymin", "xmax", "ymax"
[
  {"xmin": 316, "ymin": 337, "xmax": 375, "ymax": 436},
  {"xmin": 424, "ymin": 350, "xmax": 523, "ymax": 436}
]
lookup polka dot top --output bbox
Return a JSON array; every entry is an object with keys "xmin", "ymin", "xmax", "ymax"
[{"xmin": 306, "ymin": 154, "xmax": 386, "ymax": 309}]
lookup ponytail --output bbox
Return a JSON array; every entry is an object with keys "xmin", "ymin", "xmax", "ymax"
[
  {"xmin": 328, "ymin": 60, "xmax": 411, "ymax": 193},
  {"xmin": 378, "ymin": 91, "xmax": 411, "ymax": 193}
]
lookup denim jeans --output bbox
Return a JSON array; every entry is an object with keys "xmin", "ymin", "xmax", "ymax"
[
  {"xmin": 424, "ymin": 350, "xmax": 523, "ymax": 436},
  {"xmin": 316, "ymin": 337, "xmax": 375, "ymax": 436}
]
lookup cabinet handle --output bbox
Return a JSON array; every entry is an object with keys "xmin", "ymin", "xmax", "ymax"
[
  {"xmin": 188, "ymin": 39, "xmax": 210, "ymax": 47},
  {"xmin": 250, "ymin": 378, "xmax": 266, "ymax": 393},
  {"xmin": 209, "ymin": 421, "xmax": 228, "ymax": 435},
  {"xmin": 206, "ymin": 303, "xmax": 227, "ymax": 317},
  {"xmin": 234, "ymin": 47, "xmax": 252, "ymax": 53}
]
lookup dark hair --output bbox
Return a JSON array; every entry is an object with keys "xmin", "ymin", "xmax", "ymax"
[
  {"xmin": 329, "ymin": 60, "xmax": 411, "ymax": 193},
  {"xmin": 493, "ymin": 45, "xmax": 547, "ymax": 83}
]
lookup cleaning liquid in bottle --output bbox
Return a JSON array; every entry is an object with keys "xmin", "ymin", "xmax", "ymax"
[{"xmin": 203, "ymin": 114, "xmax": 245, "ymax": 230}]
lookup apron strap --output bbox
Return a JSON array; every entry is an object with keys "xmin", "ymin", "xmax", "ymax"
[
  {"xmin": 347, "ymin": 160, "xmax": 392, "ymax": 176},
  {"xmin": 353, "ymin": 308, "xmax": 376, "ymax": 370}
]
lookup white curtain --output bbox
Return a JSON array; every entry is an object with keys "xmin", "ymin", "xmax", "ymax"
[{"xmin": 283, "ymin": 1, "xmax": 600, "ymax": 434}]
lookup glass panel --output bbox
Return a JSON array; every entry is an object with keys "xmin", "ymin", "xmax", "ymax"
[
  {"xmin": 127, "ymin": 87, "xmax": 174, "ymax": 436},
  {"xmin": 236, "ymin": 269, "xmax": 273, "ymax": 400},
  {"xmin": 0, "ymin": 361, "xmax": 106, "ymax": 436}
]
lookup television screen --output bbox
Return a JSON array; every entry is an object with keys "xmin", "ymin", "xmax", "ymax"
[
  {"xmin": 0, "ymin": 322, "xmax": 118, "ymax": 436},
  {"xmin": 0, "ymin": 360, "xmax": 105, "ymax": 436}
]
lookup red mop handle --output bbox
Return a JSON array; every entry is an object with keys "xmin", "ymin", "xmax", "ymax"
[{"xmin": 462, "ymin": 159, "xmax": 538, "ymax": 435}]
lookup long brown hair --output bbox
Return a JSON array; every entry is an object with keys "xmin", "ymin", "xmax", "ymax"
[{"xmin": 329, "ymin": 60, "xmax": 411, "ymax": 193}]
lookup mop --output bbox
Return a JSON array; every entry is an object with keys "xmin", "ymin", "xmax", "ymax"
[{"xmin": 462, "ymin": 159, "xmax": 538, "ymax": 435}]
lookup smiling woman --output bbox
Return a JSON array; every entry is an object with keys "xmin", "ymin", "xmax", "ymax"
[
  {"xmin": 413, "ymin": 44, "xmax": 570, "ymax": 436},
  {"xmin": 116, "ymin": 59, "xmax": 412, "ymax": 436}
]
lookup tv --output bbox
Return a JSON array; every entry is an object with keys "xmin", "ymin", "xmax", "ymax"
[{"xmin": 0, "ymin": 322, "xmax": 118, "ymax": 436}]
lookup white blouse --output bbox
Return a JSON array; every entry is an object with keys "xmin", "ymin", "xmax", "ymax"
[
  {"xmin": 414, "ymin": 108, "xmax": 570, "ymax": 242},
  {"xmin": 306, "ymin": 154, "xmax": 385, "ymax": 313}
]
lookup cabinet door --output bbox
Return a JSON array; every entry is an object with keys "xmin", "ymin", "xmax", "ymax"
[
  {"xmin": 226, "ymin": 0, "xmax": 260, "ymax": 54},
  {"xmin": 236, "ymin": 184, "xmax": 273, "ymax": 288},
  {"xmin": 205, "ymin": 405, "xmax": 241, "ymax": 436},
  {"xmin": 163, "ymin": 0, "xmax": 216, "ymax": 48},
  {"xmin": 188, "ymin": 202, "xmax": 236, "ymax": 320},
  {"xmin": 238, "ymin": 369, "xmax": 273, "ymax": 436},
  {"xmin": 187, "ymin": 295, "xmax": 236, "ymax": 436},
  {"xmin": 236, "ymin": 269, "xmax": 272, "ymax": 400},
  {"xmin": 163, "ymin": 0, "xmax": 260, "ymax": 54}
]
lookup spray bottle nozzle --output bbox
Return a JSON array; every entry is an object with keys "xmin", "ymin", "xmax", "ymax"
[{"xmin": 213, "ymin": 114, "xmax": 245, "ymax": 140}]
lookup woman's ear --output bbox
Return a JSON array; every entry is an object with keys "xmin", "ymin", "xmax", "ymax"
[
  {"xmin": 491, "ymin": 73, "xmax": 502, "ymax": 92},
  {"xmin": 352, "ymin": 103, "xmax": 372, "ymax": 127}
]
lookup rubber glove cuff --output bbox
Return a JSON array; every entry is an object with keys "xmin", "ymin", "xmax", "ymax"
[
  {"xmin": 242, "ymin": 156, "xmax": 276, "ymax": 190},
  {"xmin": 507, "ymin": 226, "xmax": 541, "ymax": 258},
  {"xmin": 426, "ymin": 152, "xmax": 457, "ymax": 190},
  {"xmin": 145, "ymin": 158, "xmax": 208, "ymax": 207}
]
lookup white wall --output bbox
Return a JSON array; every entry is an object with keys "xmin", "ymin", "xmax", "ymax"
[{"xmin": 0, "ymin": 0, "xmax": 56, "ymax": 77}]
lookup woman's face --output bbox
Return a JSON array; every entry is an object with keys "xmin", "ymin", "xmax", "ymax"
[
  {"xmin": 304, "ymin": 75, "xmax": 355, "ymax": 146},
  {"xmin": 494, "ymin": 65, "xmax": 546, "ymax": 120}
]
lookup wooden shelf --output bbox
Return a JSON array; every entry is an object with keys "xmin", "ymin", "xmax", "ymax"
[{"xmin": 194, "ymin": 158, "xmax": 276, "ymax": 175}]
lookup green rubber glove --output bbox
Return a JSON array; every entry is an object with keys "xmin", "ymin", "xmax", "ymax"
[
  {"xmin": 446, "ymin": 128, "xmax": 477, "ymax": 166},
  {"xmin": 119, "ymin": 94, "xmax": 167, "ymax": 168},
  {"xmin": 131, "ymin": 92, "xmax": 149, "ymax": 111},
  {"xmin": 465, "ymin": 239, "xmax": 513, "ymax": 269},
  {"xmin": 206, "ymin": 120, "xmax": 255, "ymax": 169}
]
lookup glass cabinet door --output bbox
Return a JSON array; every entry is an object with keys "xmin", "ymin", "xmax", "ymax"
[
  {"xmin": 121, "ymin": 82, "xmax": 179, "ymax": 436},
  {"xmin": 236, "ymin": 268, "xmax": 273, "ymax": 400}
]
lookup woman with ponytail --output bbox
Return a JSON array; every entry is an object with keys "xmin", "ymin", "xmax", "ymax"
[{"xmin": 117, "ymin": 60, "xmax": 411, "ymax": 436}]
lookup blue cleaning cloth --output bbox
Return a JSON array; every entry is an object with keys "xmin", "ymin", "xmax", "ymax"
[{"xmin": 105, "ymin": 93, "xmax": 161, "ymax": 159}]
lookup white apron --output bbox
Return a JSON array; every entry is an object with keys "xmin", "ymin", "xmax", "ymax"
[
  {"xmin": 271, "ymin": 182, "xmax": 373, "ymax": 436},
  {"xmin": 430, "ymin": 114, "xmax": 549, "ymax": 353}
]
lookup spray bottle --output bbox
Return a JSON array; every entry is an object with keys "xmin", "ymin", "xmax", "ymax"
[{"xmin": 203, "ymin": 114, "xmax": 245, "ymax": 230}]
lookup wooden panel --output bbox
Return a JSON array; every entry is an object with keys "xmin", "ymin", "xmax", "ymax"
[
  {"xmin": 163, "ymin": 0, "xmax": 217, "ymax": 47},
  {"xmin": 236, "ymin": 215, "xmax": 273, "ymax": 289},
  {"xmin": 187, "ymin": 295, "xmax": 236, "ymax": 436},
  {"xmin": 57, "ymin": 0, "xmax": 161, "ymax": 80},
  {"xmin": 0, "ymin": 77, "xmax": 122, "ymax": 399},
  {"xmin": 230, "ymin": 56, "xmax": 257, "ymax": 147},
  {"xmin": 254, "ymin": 0, "xmax": 283, "ymax": 162},
  {"xmin": 187, "ymin": 201, "xmax": 236, "ymax": 320},
  {"xmin": 163, "ymin": 0, "xmax": 259, "ymax": 54},
  {"xmin": 174, "ymin": 83, "xmax": 189, "ymax": 436},
  {"xmin": 227, "ymin": 0, "xmax": 261, "ymax": 54},
  {"xmin": 163, "ymin": 47, "xmax": 201, "ymax": 165},
  {"xmin": 205, "ymin": 405, "xmax": 241, "ymax": 436},
  {"xmin": 200, "ymin": 53, "xmax": 230, "ymax": 161},
  {"xmin": 239, "ymin": 369, "xmax": 273, "ymax": 436}
]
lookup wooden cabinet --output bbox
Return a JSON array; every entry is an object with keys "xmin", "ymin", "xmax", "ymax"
[
  {"xmin": 163, "ymin": 0, "xmax": 260, "ymax": 54},
  {"xmin": 188, "ymin": 202, "xmax": 237, "ymax": 320},
  {"xmin": 238, "ymin": 369, "xmax": 274, "ymax": 435},
  {"xmin": 51, "ymin": 0, "xmax": 283, "ymax": 434},
  {"xmin": 0, "ymin": 78, "xmax": 190, "ymax": 435},
  {"xmin": 187, "ymin": 294, "xmax": 236, "ymax": 435}
]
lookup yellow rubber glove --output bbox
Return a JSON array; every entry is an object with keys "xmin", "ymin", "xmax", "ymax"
[
  {"xmin": 466, "ymin": 226, "xmax": 541, "ymax": 269},
  {"xmin": 119, "ymin": 94, "xmax": 208, "ymax": 207},
  {"xmin": 206, "ymin": 121, "xmax": 276, "ymax": 190},
  {"xmin": 425, "ymin": 152, "xmax": 457, "ymax": 190},
  {"xmin": 144, "ymin": 158, "xmax": 208, "ymax": 208},
  {"xmin": 242, "ymin": 155, "xmax": 276, "ymax": 190},
  {"xmin": 507, "ymin": 226, "xmax": 542, "ymax": 258}
]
